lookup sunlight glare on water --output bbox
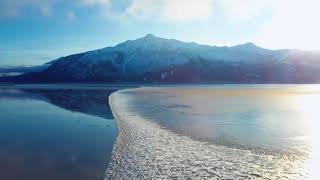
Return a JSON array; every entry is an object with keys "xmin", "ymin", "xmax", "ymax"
[
  {"xmin": 107, "ymin": 85, "xmax": 320, "ymax": 179},
  {"xmin": 295, "ymin": 86, "xmax": 320, "ymax": 179}
]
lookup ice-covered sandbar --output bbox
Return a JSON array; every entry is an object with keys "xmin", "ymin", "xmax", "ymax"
[{"xmin": 106, "ymin": 85, "xmax": 320, "ymax": 179}]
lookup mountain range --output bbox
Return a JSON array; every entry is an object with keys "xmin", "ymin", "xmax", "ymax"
[{"xmin": 1, "ymin": 34, "xmax": 320, "ymax": 83}]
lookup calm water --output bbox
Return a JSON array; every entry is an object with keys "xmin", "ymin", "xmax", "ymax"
[
  {"xmin": 1, "ymin": 85, "xmax": 320, "ymax": 179},
  {"xmin": 127, "ymin": 85, "xmax": 320, "ymax": 154},
  {"xmin": 0, "ymin": 87, "xmax": 119, "ymax": 180},
  {"xmin": 107, "ymin": 85, "xmax": 320, "ymax": 179}
]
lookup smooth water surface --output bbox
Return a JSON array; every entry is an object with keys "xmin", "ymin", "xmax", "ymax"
[
  {"xmin": 0, "ymin": 87, "xmax": 119, "ymax": 180},
  {"xmin": 127, "ymin": 85, "xmax": 319, "ymax": 154}
]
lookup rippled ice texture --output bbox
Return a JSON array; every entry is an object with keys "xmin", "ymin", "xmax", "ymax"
[{"xmin": 105, "ymin": 86, "xmax": 319, "ymax": 179}]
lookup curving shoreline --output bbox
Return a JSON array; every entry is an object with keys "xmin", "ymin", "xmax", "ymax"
[{"xmin": 105, "ymin": 88, "xmax": 309, "ymax": 179}]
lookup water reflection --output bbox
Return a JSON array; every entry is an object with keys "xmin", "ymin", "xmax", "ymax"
[
  {"xmin": 0, "ymin": 87, "xmax": 120, "ymax": 180},
  {"xmin": 0, "ymin": 88, "xmax": 116, "ymax": 119},
  {"xmin": 107, "ymin": 85, "xmax": 318, "ymax": 179},
  {"xmin": 127, "ymin": 85, "xmax": 319, "ymax": 156}
]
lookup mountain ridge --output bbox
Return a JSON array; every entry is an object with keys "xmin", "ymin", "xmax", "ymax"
[{"xmin": 1, "ymin": 34, "xmax": 320, "ymax": 83}]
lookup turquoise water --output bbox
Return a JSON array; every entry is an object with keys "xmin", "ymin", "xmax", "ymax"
[{"xmin": 0, "ymin": 88, "xmax": 119, "ymax": 180}]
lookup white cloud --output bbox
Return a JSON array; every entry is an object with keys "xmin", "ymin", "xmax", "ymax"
[
  {"xmin": 125, "ymin": 0, "xmax": 159, "ymax": 20},
  {"xmin": 0, "ymin": 0, "xmax": 56, "ymax": 18},
  {"xmin": 161, "ymin": 0, "xmax": 214, "ymax": 22},
  {"xmin": 216, "ymin": 0, "xmax": 271, "ymax": 24},
  {"xmin": 78, "ymin": 0, "xmax": 110, "ymax": 6},
  {"xmin": 0, "ymin": 0, "xmax": 267, "ymax": 23},
  {"xmin": 76, "ymin": 0, "xmax": 216, "ymax": 22},
  {"xmin": 123, "ymin": 0, "xmax": 271, "ymax": 23},
  {"xmin": 77, "ymin": 0, "xmax": 124, "ymax": 19},
  {"xmin": 2, "ymin": 0, "xmax": 319, "ymax": 50},
  {"xmin": 253, "ymin": 0, "xmax": 320, "ymax": 50},
  {"xmin": 125, "ymin": 0, "xmax": 214, "ymax": 22}
]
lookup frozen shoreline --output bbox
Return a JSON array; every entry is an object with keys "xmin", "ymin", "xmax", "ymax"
[{"xmin": 106, "ymin": 88, "xmax": 309, "ymax": 179}]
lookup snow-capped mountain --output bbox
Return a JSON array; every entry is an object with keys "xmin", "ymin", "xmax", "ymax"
[{"xmin": 2, "ymin": 34, "xmax": 320, "ymax": 83}]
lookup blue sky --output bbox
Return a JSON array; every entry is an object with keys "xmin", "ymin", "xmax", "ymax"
[{"xmin": 0, "ymin": 0, "xmax": 319, "ymax": 66}]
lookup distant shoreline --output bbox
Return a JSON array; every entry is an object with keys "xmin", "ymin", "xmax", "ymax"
[
  {"xmin": 0, "ymin": 83, "xmax": 141, "ymax": 90},
  {"xmin": 1, "ymin": 82, "xmax": 319, "ymax": 87},
  {"xmin": 1, "ymin": 83, "xmax": 319, "ymax": 90}
]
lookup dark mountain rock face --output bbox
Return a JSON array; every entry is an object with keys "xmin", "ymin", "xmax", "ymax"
[{"xmin": 2, "ymin": 34, "xmax": 320, "ymax": 83}]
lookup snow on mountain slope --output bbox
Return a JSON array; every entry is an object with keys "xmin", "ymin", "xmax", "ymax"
[
  {"xmin": 2, "ymin": 34, "xmax": 320, "ymax": 83},
  {"xmin": 45, "ymin": 35, "xmax": 278, "ymax": 77}
]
